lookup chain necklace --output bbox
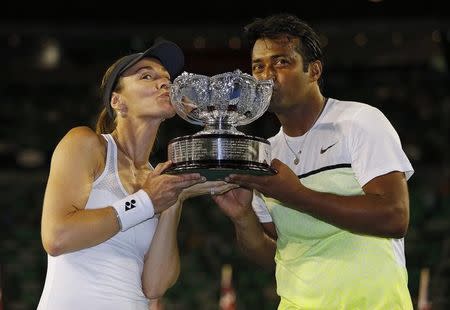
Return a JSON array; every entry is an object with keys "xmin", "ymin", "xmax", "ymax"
[
  {"xmin": 283, "ymin": 130, "xmax": 311, "ymax": 165},
  {"xmin": 283, "ymin": 98, "xmax": 328, "ymax": 165}
]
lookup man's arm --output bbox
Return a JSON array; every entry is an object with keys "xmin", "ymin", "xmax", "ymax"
[
  {"xmin": 213, "ymin": 188, "xmax": 276, "ymax": 268},
  {"xmin": 227, "ymin": 159, "xmax": 409, "ymax": 239}
]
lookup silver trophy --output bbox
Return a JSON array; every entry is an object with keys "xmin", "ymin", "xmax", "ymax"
[{"xmin": 165, "ymin": 69, "xmax": 276, "ymax": 180}]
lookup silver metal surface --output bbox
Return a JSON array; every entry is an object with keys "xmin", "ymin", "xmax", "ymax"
[
  {"xmin": 166, "ymin": 70, "xmax": 274, "ymax": 177},
  {"xmin": 168, "ymin": 135, "xmax": 271, "ymax": 164},
  {"xmin": 169, "ymin": 70, "xmax": 273, "ymax": 132}
]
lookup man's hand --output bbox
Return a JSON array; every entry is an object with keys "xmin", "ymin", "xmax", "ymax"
[
  {"xmin": 226, "ymin": 159, "xmax": 302, "ymax": 204},
  {"xmin": 212, "ymin": 187, "xmax": 254, "ymax": 222}
]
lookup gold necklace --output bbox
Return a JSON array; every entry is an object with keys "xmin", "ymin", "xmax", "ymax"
[{"xmin": 283, "ymin": 98, "xmax": 328, "ymax": 165}]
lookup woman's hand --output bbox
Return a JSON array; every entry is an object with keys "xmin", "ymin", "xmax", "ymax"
[
  {"xmin": 179, "ymin": 180, "xmax": 239, "ymax": 202},
  {"xmin": 142, "ymin": 161, "xmax": 204, "ymax": 213}
]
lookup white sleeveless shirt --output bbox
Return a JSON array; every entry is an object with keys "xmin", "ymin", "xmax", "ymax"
[{"xmin": 38, "ymin": 134, "xmax": 157, "ymax": 310}]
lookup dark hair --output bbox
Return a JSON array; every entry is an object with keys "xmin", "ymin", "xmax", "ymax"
[
  {"xmin": 95, "ymin": 57, "xmax": 127, "ymax": 134},
  {"xmin": 244, "ymin": 13, "xmax": 324, "ymax": 72}
]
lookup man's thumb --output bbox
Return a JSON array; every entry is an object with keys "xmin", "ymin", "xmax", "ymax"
[{"xmin": 270, "ymin": 158, "xmax": 282, "ymax": 172}]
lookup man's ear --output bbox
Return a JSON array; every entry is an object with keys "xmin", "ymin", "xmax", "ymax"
[{"xmin": 309, "ymin": 60, "xmax": 323, "ymax": 82}]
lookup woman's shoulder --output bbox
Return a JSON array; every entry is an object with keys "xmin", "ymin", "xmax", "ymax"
[
  {"xmin": 62, "ymin": 126, "xmax": 105, "ymax": 147},
  {"xmin": 54, "ymin": 126, "xmax": 106, "ymax": 158},
  {"xmin": 50, "ymin": 127, "xmax": 108, "ymax": 176}
]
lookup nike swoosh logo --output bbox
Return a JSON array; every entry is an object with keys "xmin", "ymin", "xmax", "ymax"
[{"xmin": 320, "ymin": 142, "xmax": 338, "ymax": 154}]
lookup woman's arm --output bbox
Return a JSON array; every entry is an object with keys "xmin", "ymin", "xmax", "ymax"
[
  {"xmin": 41, "ymin": 126, "xmax": 121, "ymax": 256},
  {"xmin": 42, "ymin": 127, "xmax": 204, "ymax": 257},
  {"xmin": 141, "ymin": 180, "xmax": 238, "ymax": 298},
  {"xmin": 141, "ymin": 201, "xmax": 182, "ymax": 299}
]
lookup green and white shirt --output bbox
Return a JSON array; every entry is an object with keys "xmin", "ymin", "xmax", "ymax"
[{"xmin": 253, "ymin": 98, "xmax": 414, "ymax": 309}]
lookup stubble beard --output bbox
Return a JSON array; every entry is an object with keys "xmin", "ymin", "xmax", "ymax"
[{"xmin": 267, "ymin": 92, "xmax": 283, "ymax": 113}]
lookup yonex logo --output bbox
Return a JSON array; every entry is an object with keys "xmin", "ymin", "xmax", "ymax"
[{"xmin": 125, "ymin": 199, "xmax": 136, "ymax": 211}]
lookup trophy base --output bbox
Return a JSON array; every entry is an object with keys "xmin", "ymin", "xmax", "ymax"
[
  {"xmin": 166, "ymin": 133, "xmax": 276, "ymax": 180},
  {"xmin": 165, "ymin": 160, "xmax": 276, "ymax": 181}
]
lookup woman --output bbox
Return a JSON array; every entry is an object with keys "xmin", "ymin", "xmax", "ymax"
[{"xmin": 37, "ymin": 40, "xmax": 231, "ymax": 309}]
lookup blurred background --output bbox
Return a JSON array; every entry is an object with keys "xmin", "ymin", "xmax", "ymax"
[{"xmin": 0, "ymin": 1, "xmax": 449, "ymax": 309}]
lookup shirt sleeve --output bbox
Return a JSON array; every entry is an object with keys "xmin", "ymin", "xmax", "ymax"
[
  {"xmin": 348, "ymin": 106, "xmax": 414, "ymax": 186},
  {"xmin": 251, "ymin": 191, "xmax": 272, "ymax": 223}
]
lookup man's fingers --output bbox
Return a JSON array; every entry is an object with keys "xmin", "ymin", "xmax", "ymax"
[
  {"xmin": 270, "ymin": 158, "xmax": 283, "ymax": 172},
  {"xmin": 226, "ymin": 174, "xmax": 264, "ymax": 187}
]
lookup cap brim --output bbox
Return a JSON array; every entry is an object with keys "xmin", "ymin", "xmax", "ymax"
[{"xmin": 122, "ymin": 40, "xmax": 184, "ymax": 79}]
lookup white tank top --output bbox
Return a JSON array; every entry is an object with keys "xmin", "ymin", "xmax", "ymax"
[{"xmin": 37, "ymin": 134, "xmax": 157, "ymax": 310}]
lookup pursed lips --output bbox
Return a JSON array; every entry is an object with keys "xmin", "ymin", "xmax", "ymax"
[{"xmin": 158, "ymin": 92, "xmax": 170, "ymax": 98}]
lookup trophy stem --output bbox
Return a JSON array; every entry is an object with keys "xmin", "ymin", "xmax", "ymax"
[{"xmin": 201, "ymin": 119, "xmax": 242, "ymax": 135}]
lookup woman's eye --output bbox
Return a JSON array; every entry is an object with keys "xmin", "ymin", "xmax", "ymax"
[{"xmin": 142, "ymin": 73, "xmax": 154, "ymax": 80}]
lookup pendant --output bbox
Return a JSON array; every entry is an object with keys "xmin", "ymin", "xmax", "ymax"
[{"xmin": 294, "ymin": 157, "xmax": 299, "ymax": 165}]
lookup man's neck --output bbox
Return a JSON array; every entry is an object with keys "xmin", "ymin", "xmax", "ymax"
[{"xmin": 277, "ymin": 95, "xmax": 327, "ymax": 137}]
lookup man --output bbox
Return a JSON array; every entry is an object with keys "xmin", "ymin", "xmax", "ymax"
[{"xmin": 213, "ymin": 14, "xmax": 414, "ymax": 309}]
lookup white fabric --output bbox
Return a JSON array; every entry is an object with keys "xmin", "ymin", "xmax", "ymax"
[
  {"xmin": 37, "ymin": 134, "xmax": 156, "ymax": 310},
  {"xmin": 252, "ymin": 98, "xmax": 414, "ymax": 222}
]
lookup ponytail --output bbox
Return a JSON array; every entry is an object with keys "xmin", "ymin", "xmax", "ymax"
[{"xmin": 95, "ymin": 107, "xmax": 116, "ymax": 134}]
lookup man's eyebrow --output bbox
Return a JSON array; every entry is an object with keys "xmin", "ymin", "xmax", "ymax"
[{"xmin": 252, "ymin": 54, "xmax": 288, "ymax": 63}]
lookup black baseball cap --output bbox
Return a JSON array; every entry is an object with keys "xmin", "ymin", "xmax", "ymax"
[{"xmin": 102, "ymin": 39, "xmax": 184, "ymax": 118}]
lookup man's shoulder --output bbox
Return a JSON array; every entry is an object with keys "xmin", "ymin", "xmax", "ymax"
[
  {"xmin": 267, "ymin": 128, "xmax": 283, "ymax": 144},
  {"xmin": 326, "ymin": 98, "xmax": 382, "ymax": 123},
  {"xmin": 329, "ymin": 98, "xmax": 377, "ymax": 113}
]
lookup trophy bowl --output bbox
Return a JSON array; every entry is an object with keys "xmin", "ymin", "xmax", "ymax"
[{"xmin": 165, "ymin": 69, "xmax": 276, "ymax": 180}]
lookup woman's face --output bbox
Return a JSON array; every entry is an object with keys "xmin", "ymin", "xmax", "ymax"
[{"xmin": 113, "ymin": 58, "xmax": 176, "ymax": 120}]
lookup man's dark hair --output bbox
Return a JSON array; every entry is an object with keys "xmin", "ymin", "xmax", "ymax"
[{"xmin": 244, "ymin": 13, "xmax": 324, "ymax": 72}]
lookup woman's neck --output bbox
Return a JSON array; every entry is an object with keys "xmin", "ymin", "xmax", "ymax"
[{"xmin": 112, "ymin": 120, "xmax": 160, "ymax": 167}]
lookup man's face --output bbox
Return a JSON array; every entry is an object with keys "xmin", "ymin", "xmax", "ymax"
[{"xmin": 251, "ymin": 37, "xmax": 311, "ymax": 112}]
